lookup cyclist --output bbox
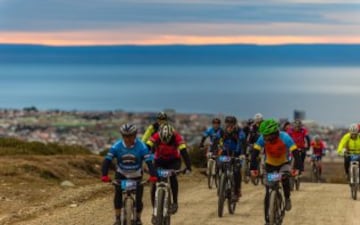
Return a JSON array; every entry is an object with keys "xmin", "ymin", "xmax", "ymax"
[
  {"xmin": 199, "ymin": 117, "xmax": 223, "ymax": 156},
  {"xmin": 310, "ymin": 135, "xmax": 326, "ymax": 177},
  {"xmin": 281, "ymin": 120, "xmax": 291, "ymax": 132},
  {"xmin": 101, "ymin": 123, "xmax": 158, "ymax": 225},
  {"xmin": 247, "ymin": 113, "xmax": 263, "ymax": 145},
  {"xmin": 337, "ymin": 124, "xmax": 360, "ymax": 179},
  {"xmin": 286, "ymin": 119, "xmax": 311, "ymax": 174},
  {"xmin": 218, "ymin": 116, "xmax": 246, "ymax": 201},
  {"xmin": 146, "ymin": 123, "xmax": 192, "ymax": 215},
  {"xmin": 141, "ymin": 112, "xmax": 168, "ymax": 143},
  {"xmin": 250, "ymin": 119, "xmax": 301, "ymax": 225}
]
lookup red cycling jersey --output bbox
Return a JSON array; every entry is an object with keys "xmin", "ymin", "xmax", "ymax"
[
  {"xmin": 286, "ymin": 127, "xmax": 309, "ymax": 149},
  {"xmin": 149, "ymin": 132, "xmax": 186, "ymax": 160},
  {"xmin": 311, "ymin": 140, "xmax": 325, "ymax": 156}
]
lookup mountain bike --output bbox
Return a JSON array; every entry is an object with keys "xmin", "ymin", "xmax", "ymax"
[
  {"xmin": 207, "ymin": 152, "xmax": 218, "ymax": 189},
  {"xmin": 349, "ymin": 154, "xmax": 360, "ymax": 200},
  {"xmin": 152, "ymin": 168, "xmax": 185, "ymax": 225},
  {"xmin": 310, "ymin": 155, "xmax": 321, "ymax": 183},
  {"xmin": 112, "ymin": 179, "xmax": 148, "ymax": 225},
  {"xmin": 267, "ymin": 172, "xmax": 287, "ymax": 225},
  {"xmin": 243, "ymin": 146, "xmax": 251, "ymax": 184},
  {"xmin": 289, "ymin": 158, "xmax": 300, "ymax": 191},
  {"xmin": 251, "ymin": 154, "xmax": 265, "ymax": 186},
  {"xmin": 217, "ymin": 155, "xmax": 240, "ymax": 217}
]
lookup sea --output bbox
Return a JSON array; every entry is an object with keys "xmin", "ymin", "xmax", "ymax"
[{"xmin": 0, "ymin": 63, "xmax": 359, "ymax": 126}]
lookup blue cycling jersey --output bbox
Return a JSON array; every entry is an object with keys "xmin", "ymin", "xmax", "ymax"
[
  {"xmin": 203, "ymin": 127, "xmax": 223, "ymax": 145},
  {"xmin": 105, "ymin": 138, "xmax": 152, "ymax": 178},
  {"xmin": 221, "ymin": 128, "xmax": 246, "ymax": 155}
]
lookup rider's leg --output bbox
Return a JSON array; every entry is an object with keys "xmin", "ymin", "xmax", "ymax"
[
  {"xmin": 344, "ymin": 155, "xmax": 350, "ymax": 177},
  {"xmin": 114, "ymin": 173, "xmax": 124, "ymax": 222},
  {"xmin": 300, "ymin": 150, "xmax": 306, "ymax": 173},
  {"xmin": 233, "ymin": 159, "xmax": 242, "ymax": 198},
  {"xmin": 135, "ymin": 184, "xmax": 144, "ymax": 217}
]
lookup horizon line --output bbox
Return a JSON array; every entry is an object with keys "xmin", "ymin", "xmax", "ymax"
[{"xmin": 2, "ymin": 43, "xmax": 360, "ymax": 48}]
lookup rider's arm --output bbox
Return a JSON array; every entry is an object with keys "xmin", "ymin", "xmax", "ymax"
[
  {"xmin": 141, "ymin": 124, "xmax": 155, "ymax": 143},
  {"xmin": 101, "ymin": 145, "xmax": 117, "ymax": 176},
  {"xmin": 141, "ymin": 142, "xmax": 157, "ymax": 177},
  {"xmin": 305, "ymin": 135, "xmax": 311, "ymax": 150},
  {"xmin": 180, "ymin": 148, "xmax": 192, "ymax": 171},
  {"xmin": 250, "ymin": 136, "xmax": 264, "ymax": 170}
]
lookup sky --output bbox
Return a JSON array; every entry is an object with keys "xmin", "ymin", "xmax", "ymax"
[{"xmin": 1, "ymin": 0, "xmax": 360, "ymax": 45}]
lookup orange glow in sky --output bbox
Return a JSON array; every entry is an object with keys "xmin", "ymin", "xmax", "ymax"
[{"xmin": 1, "ymin": 31, "xmax": 360, "ymax": 46}]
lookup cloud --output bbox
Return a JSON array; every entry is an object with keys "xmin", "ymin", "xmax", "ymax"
[{"xmin": 1, "ymin": 0, "xmax": 360, "ymax": 32}]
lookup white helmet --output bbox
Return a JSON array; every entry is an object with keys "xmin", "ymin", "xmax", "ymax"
[
  {"xmin": 120, "ymin": 123, "xmax": 137, "ymax": 136},
  {"xmin": 349, "ymin": 123, "xmax": 359, "ymax": 134},
  {"xmin": 254, "ymin": 113, "xmax": 263, "ymax": 123}
]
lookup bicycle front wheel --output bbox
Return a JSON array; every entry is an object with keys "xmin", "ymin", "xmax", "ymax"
[
  {"xmin": 218, "ymin": 174, "xmax": 226, "ymax": 217},
  {"xmin": 208, "ymin": 160, "xmax": 215, "ymax": 189},
  {"xmin": 228, "ymin": 185, "xmax": 237, "ymax": 214},
  {"xmin": 268, "ymin": 190, "xmax": 283, "ymax": 225},
  {"xmin": 124, "ymin": 198, "xmax": 134, "ymax": 225},
  {"xmin": 351, "ymin": 166, "xmax": 358, "ymax": 200},
  {"xmin": 155, "ymin": 189, "xmax": 166, "ymax": 225}
]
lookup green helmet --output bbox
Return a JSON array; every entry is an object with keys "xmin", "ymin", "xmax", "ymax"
[{"xmin": 259, "ymin": 119, "xmax": 279, "ymax": 135}]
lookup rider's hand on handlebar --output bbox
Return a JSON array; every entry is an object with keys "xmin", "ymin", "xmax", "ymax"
[
  {"xmin": 291, "ymin": 169, "xmax": 299, "ymax": 177},
  {"xmin": 250, "ymin": 170, "xmax": 258, "ymax": 177},
  {"xmin": 101, "ymin": 175, "xmax": 111, "ymax": 183}
]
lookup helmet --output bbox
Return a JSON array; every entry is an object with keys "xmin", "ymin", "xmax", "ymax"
[
  {"xmin": 225, "ymin": 116, "xmax": 237, "ymax": 125},
  {"xmin": 254, "ymin": 113, "xmax": 263, "ymax": 123},
  {"xmin": 120, "ymin": 123, "xmax": 137, "ymax": 136},
  {"xmin": 349, "ymin": 123, "xmax": 359, "ymax": 134},
  {"xmin": 259, "ymin": 119, "xmax": 279, "ymax": 136},
  {"xmin": 159, "ymin": 123, "xmax": 174, "ymax": 143},
  {"xmin": 313, "ymin": 135, "xmax": 320, "ymax": 141},
  {"xmin": 157, "ymin": 112, "xmax": 168, "ymax": 120},
  {"xmin": 212, "ymin": 118, "xmax": 221, "ymax": 124},
  {"xmin": 293, "ymin": 119, "xmax": 302, "ymax": 128}
]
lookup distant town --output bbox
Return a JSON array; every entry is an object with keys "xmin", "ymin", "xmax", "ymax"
[{"xmin": 0, "ymin": 107, "xmax": 347, "ymax": 154}]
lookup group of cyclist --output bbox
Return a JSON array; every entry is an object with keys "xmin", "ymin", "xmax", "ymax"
[
  {"xmin": 199, "ymin": 113, "xmax": 332, "ymax": 225},
  {"xmin": 100, "ymin": 110, "xmax": 358, "ymax": 225},
  {"xmin": 101, "ymin": 112, "xmax": 191, "ymax": 225}
]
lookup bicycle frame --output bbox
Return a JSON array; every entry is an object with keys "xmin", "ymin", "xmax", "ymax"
[
  {"xmin": 207, "ymin": 153, "xmax": 218, "ymax": 189},
  {"xmin": 113, "ymin": 179, "xmax": 146, "ymax": 225},
  {"xmin": 153, "ymin": 169, "xmax": 184, "ymax": 225},
  {"xmin": 267, "ymin": 172, "xmax": 286, "ymax": 225},
  {"xmin": 217, "ymin": 155, "xmax": 240, "ymax": 217}
]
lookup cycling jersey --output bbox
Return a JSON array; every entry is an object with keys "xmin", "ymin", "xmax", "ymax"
[
  {"xmin": 105, "ymin": 138, "xmax": 152, "ymax": 178},
  {"xmin": 220, "ymin": 128, "xmax": 245, "ymax": 155},
  {"xmin": 141, "ymin": 122, "xmax": 160, "ymax": 143},
  {"xmin": 202, "ymin": 127, "xmax": 223, "ymax": 145},
  {"xmin": 311, "ymin": 140, "xmax": 325, "ymax": 156},
  {"xmin": 286, "ymin": 127, "xmax": 310, "ymax": 149},
  {"xmin": 247, "ymin": 123, "xmax": 261, "ymax": 144},
  {"xmin": 337, "ymin": 133, "xmax": 360, "ymax": 155},
  {"xmin": 147, "ymin": 132, "xmax": 186, "ymax": 160},
  {"xmin": 254, "ymin": 131, "xmax": 297, "ymax": 166}
]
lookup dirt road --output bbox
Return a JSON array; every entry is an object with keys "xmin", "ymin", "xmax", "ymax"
[{"xmin": 9, "ymin": 173, "xmax": 360, "ymax": 225}]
